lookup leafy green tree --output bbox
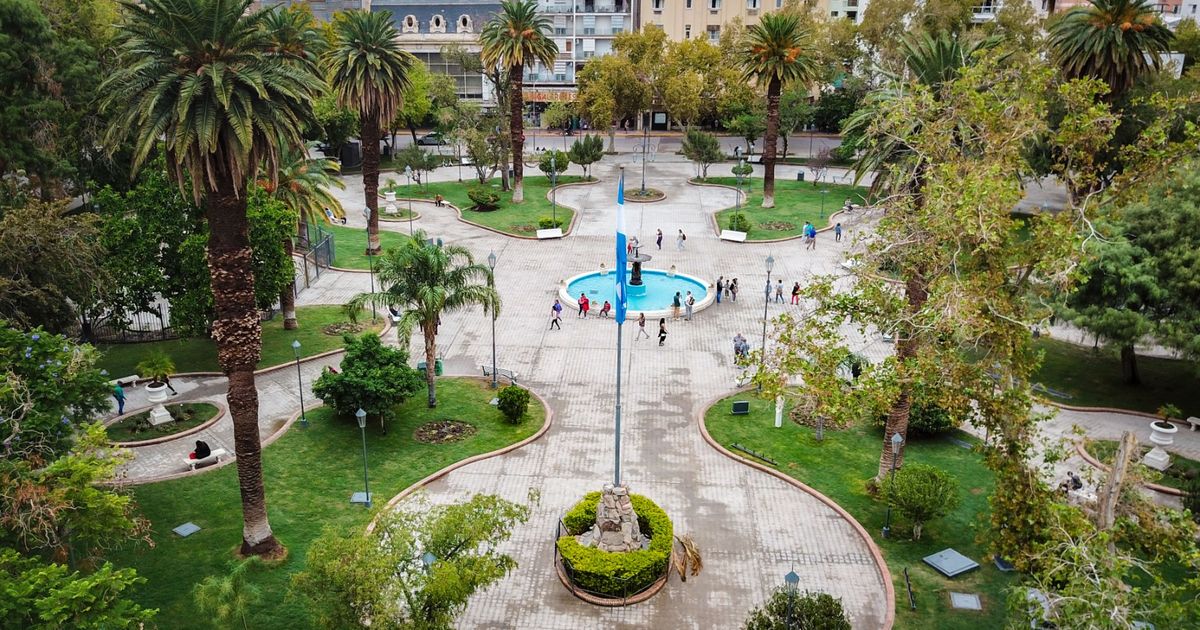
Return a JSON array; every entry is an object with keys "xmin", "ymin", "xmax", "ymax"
[
  {"xmin": 575, "ymin": 53, "xmax": 647, "ymax": 152},
  {"xmin": 311, "ymin": 93, "xmax": 360, "ymax": 157},
  {"xmin": 663, "ymin": 71, "xmax": 703, "ymax": 131},
  {"xmin": 0, "ymin": 201, "xmax": 106, "ymax": 334},
  {"xmin": 352, "ymin": 231, "xmax": 500, "ymax": 407},
  {"xmin": 193, "ymin": 558, "xmax": 262, "ymax": 630},
  {"xmin": 324, "ymin": 10, "xmax": 416, "ymax": 254},
  {"xmin": 393, "ymin": 144, "xmax": 441, "ymax": 188},
  {"xmin": 811, "ymin": 81, "xmax": 866, "ymax": 133},
  {"xmin": 1175, "ymin": 19, "xmax": 1200, "ymax": 72},
  {"xmin": 389, "ymin": 60, "xmax": 435, "ymax": 146},
  {"xmin": 742, "ymin": 587, "xmax": 851, "ymax": 630},
  {"xmin": 726, "ymin": 112, "xmax": 767, "ymax": 155},
  {"xmin": 292, "ymin": 493, "xmax": 531, "ymax": 630},
  {"xmin": 0, "ymin": 548, "xmax": 155, "ymax": 629},
  {"xmin": 881, "ymin": 463, "xmax": 960, "ymax": 540},
  {"xmin": 312, "ymin": 333, "xmax": 422, "ymax": 432},
  {"xmin": 1048, "ymin": 0, "xmax": 1174, "ymax": 101},
  {"xmin": 739, "ymin": 12, "xmax": 818, "ymax": 208},
  {"xmin": 537, "ymin": 149, "xmax": 569, "ymax": 178},
  {"xmin": 567, "ymin": 134, "xmax": 603, "ymax": 179},
  {"xmin": 102, "ymin": 0, "xmax": 324, "ymax": 558},
  {"xmin": 462, "ymin": 126, "xmax": 505, "ymax": 184},
  {"xmin": 681, "ymin": 130, "xmax": 723, "ymax": 179},
  {"xmin": 480, "ymin": 0, "xmax": 558, "ymax": 203},
  {"xmin": 541, "ymin": 102, "xmax": 574, "ymax": 131},
  {"xmin": 778, "ymin": 86, "xmax": 814, "ymax": 159}
]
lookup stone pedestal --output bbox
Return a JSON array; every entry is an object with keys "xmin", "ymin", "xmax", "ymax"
[
  {"xmin": 148, "ymin": 405, "xmax": 173, "ymax": 427},
  {"xmin": 1143, "ymin": 446, "xmax": 1171, "ymax": 471},
  {"xmin": 578, "ymin": 484, "xmax": 643, "ymax": 553}
]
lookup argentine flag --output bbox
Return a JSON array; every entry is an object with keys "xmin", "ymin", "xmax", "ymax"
[{"xmin": 614, "ymin": 171, "xmax": 628, "ymax": 324}]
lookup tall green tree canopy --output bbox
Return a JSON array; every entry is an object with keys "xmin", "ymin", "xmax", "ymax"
[{"xmin": 1048, "ymin": 0, "xmax": 1173, "ymax": 99}]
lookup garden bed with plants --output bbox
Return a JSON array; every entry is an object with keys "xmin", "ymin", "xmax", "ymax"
[
  {"xmin": 105, "ymin": 402, "xmax": 221, "ymax": 443},
  {"xmin": 703, "ymin": 178, "xmax": 869, "ymax": 240},
  {"xmin": 556, "ymin": 491, "xmax": 673, "ymax": 599},
  {"xmin": 384, "ymin": 175, "xmax": 587, "ymax": 237}
]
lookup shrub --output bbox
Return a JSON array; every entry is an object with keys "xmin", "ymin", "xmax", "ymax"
[
  {"xmin": 881, "ymin": 463, "xmax": 960, "ymax": 540},
  {"xmin": 727, "ymin": 212, "xmax": 752, "ymax": 234},
  {"xmin": 538, "ymin": 217, "xmax": 564, "ymax": 230},
  {"xmin": 312, "ymin": 334, "xmax": 422, "ymax": 431},
  {"xmin": 135, "ymin": 353, "xmax": 175, "ymax": 385},
  {"xmin": 829, "ymin": 143, "xmax": 857, "ymax": 163},
  {"xmin": 496, "ymin": 385, "xmax": 530, "ymax": 424},
  {"xmin": 743, "ymin": 588, "xmax": 851, "ymax": 630},
  {"xmin": 556, "ymin": 492, "xmax": 673, "ymax": 597},
  {"xmin": 538, "ymin": 149, "xmax": 570, "ymax": 177},
  {"xmin": 467, "ymin": 187, "xmax": 500, "ymax": 211}
]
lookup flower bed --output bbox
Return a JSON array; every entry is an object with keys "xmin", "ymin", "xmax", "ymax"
[{"xmin": 556, "ymin": 491, "xmax": 672, "ymax": 597}]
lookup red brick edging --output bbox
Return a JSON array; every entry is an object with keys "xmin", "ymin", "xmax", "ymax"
[
  {"xmin": 104, "ymin": 400, "xmax": 229, "ymax": 447},
  {"xmin": 1073, "ymin": 441, "xmax": 1185, "ymax": 497},
  {"xmin": 695, "ymin": 389, "xmax": 896, "ymax": 630},
  {"xmin": 364, "ymin": 378, "xmax": 556, "ymax": 534}
]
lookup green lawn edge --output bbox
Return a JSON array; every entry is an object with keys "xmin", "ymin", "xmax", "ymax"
[
  {"xmin": 109, "ymin": 378, "xmax": 546, "ymax": 630},
  {"xmin": 700, "ymin": 177, "xmax": 870, "ymax": 241},
  {"xmin": 385, "ymin": 175, "xmax": 588, "ymax": 237},
  {"xmin": 703, "ymin": 393, "xmax": 1014, "ymax": 630},
  {"xmin": 105, "ymin": 402, "xmax": 221, "ymax": 443}
]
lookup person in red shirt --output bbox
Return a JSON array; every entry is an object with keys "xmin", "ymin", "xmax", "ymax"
[
  {"xmin": 600, "ymin": 301, "xmax": 611, "ymax": 318},
  {"xmin": 578, "ymin": 293, "xmax": 590, "ymax": 318}
]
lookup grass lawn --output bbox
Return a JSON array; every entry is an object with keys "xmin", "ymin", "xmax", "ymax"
[
  {"xmin": 385, "ymin": 175, "xmax": 586, "ymax": 236},
  {"xmin": 703, "ymin": 177, "xmax": 871, "ymax": 240},
  {"xmin": 109, "ymin": 378, "xmax": 544, "ymax": 630},
  {"xmin": 106, "ymin": 402, "xmax": 220, "ymax": 442},
  {"xmin": 95, "ymin": 305, "xmax": 382, "ymax": 376},
  {"xmin": 323, "ymin": 223, "xmax": 412, "ymax": 270},
  {"xmin": 1033, "ymin": 338, "xmax": 1200, "ymax": 418},
  {"xmin": 704, "ymin": 394, "xmax": 1015, "ymax": 630},
  {"xmin": 1084, "ymin": 438, "xmax": 1200, "ymax": 491}
]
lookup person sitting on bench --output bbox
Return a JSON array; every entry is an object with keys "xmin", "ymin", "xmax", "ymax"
[
  {"xmin": 190, "ymin": 440, "xmax": 211, "ymax": 460},
  {"xmin": 1058, "ymin": 471, "xmax": 1082, "ymax": 494},
  {"xmin": 599, "ymin": 301, "xmax": 611, "ymax": 318}
]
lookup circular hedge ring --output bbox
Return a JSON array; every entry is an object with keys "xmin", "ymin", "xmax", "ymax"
[{"xmin": 555, "ymin": 491, "xmax": 673, "ymax": 603}]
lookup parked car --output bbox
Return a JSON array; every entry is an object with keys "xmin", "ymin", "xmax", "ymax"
[{"xmin": 416, "ymin": 132, "xmax": 446, "ymax": 146}]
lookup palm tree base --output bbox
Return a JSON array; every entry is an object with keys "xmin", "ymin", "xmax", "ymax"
[
  {"xmin": 239, "ymin": 535, "xmax": 286, "ymax": 560},
  {"xmin": 761, "ymin": 195, "xmax": 775, "ymax": 209}
]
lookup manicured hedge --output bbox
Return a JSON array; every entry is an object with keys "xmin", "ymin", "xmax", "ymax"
[{"xmin": 556, "ymin": 491, "xmax": 673, "ymax": 597}]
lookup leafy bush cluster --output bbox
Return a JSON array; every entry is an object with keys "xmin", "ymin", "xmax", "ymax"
[
  {"xmin": 556, "ymin": 491, "xmax": 673, "ymax": 597},
  {"xmin": 742, "ymin": 587, "xmax": 851, "ymax": 630},
  {"xmin": 467, "ymin": 187, "xmax": 499, "ymax": 212},
  {"xmin": 727, "ymin": 213, "xmax": 752, "ymax": 234},
  {"xmin": 312, "ymin": 333, "xmax": 422, "ymax": 430},
  {"xmin": 537, "ymin": 217, "xmax": 564, "ymax": 230},
  {"xmin": 496, "ymin": 385, "xmax": 530, "ymax": 424},
  {"xmin": 881, "ymin": 463, "xmax": 960, "ymax": 540}
]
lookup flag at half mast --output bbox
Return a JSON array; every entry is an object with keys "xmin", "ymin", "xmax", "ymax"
[{"xmin": 614, "ymin": 170, "xmax": 628, "ymax": 324}]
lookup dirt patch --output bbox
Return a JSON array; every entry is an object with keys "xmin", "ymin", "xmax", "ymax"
[
  {"xmin": 624, "ymin": 188, "xmax": 665, "ymax": 202},
  {"xmin": 512, "ymin": 224, "xmax": 538, "ymax": 234},
  {"xmin": 761, "ymin": 221, "xmax": 796, "ymax": 231},
  {"xmin": 414, "ymin": 420, "xmax": 477, "ymax": 444},
  {"xmin": 323, "ymin": 322, "xmax": 367, "ymax": 336}
]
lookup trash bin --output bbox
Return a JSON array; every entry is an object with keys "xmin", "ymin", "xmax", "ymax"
[
  {"xmin": 797, "ymin": 172, "xmax": 805, "ymax": 182},
  {"xmin": 417, "ymin": 360, "xmax": 444, "ymax": 376}
]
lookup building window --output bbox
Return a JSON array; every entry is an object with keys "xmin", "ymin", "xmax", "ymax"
[
  {"xmin": 430, "ymin": 15, "xmax": 445, "ymax": 33},
  {"xmin": 707, "ymin": 25, "xmax": 720, "ymax": 42},
  {"xmin": 457, "ymin": 15, "xmax": 473, "ymax": 33},
  {"xmin": 776, "ymin": 0, "xmax": 782, "ymax": 6},
  {"xmin": 748, "ymin": 0, "xmax": 759, "ymax": 9},
  {"xmin": 653, "ymin": 0, "xmax": 664, "ymax": 10},
  {"xmin": 709, "ymin": 0, "xmax": 721, "ymax": 10},
  {"xmin": 555, "ymin": 73, "xmax": 566, "ymax": 81},
  {"xmin": 684, "ymin": 24, "xmax": 691, "ymax": 38},
  {"xmin": 686, "ymin": 0, "xmax": 692, "ymax": 7},
  {"xmin": 830, "ymin": 10, "xmax": 838, "ymax": 16},
  {"xmin": 555, "ymin": 27, "xmax": 568, "ymax": 35},
  {"xmin": 846, "ymin": 10, "xmax": 857, "ymax": 19},
  {"xmin": 402, "ymin": 14, "xmax": 419, "ymax": 33}
]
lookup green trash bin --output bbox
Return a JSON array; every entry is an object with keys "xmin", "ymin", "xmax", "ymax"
[{"xmin": 417, "ymin": 360, "xmax": 444, "ymax": 376}]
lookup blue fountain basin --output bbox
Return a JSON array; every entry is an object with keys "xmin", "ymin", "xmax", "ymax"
[{"xmin": 561, "ymin": 268, "xmax": 712, "ymax": 317}]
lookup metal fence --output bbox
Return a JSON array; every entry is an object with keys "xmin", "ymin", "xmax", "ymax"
[
  {"xmin": 82, "ymin": 309, "xmax": 178, "ymax": 344},
  {"xmin": 295, "ymin": 227, "xmax": 335, "ymax": 293}
]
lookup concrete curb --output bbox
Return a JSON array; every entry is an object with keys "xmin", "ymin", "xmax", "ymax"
[
  {"xmin": 1073, "ymin": 440, "xmax": 1186, "ymax": 497},
  {"xmin": 364, "ymin": 378, "xmax": 556, "ymax": 534},
  {"xmin": 105, "ymin": 400, "xmax": 229, "ymax": 448},
  {"xmin": 695, "ymin": 389, "xmax": 896, "ymax": 630}
]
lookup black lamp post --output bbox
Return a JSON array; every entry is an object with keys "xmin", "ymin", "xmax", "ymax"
[
  {"xmin": 785, "ymin": 570, "xmax": 800, "ymax": 626},
  {"xmin": 352, "ymin": 408, "xmax": 372, "ymax": 507},
  {"xmin": 882, "ymin": 431, "xmax": 903, "ymax": 539},
  {"xmin": 820, "ymin": 188, "xmax": 829, "ymax": 220},
  {"xmin": 404, "ymin": 165, "xmax": 414, "ymax": 237},
  {"xmin": 641, "ymin": 110, "xmax": 649, "ymax": 194},
  {"xmin": 292, "ymin": 340, "xmax": 307, "ymax": 428},
  {"xmin": 487, "ymin": 250, "xmax": 498, "ymax": 389},
  {"xmin": 363, "ymin": 208, "xmax": 377, "ymax": 322},
  {"xmin": 761, "ymin": 254, "xmax": 775, "ymax": 373},
  {"xmin": 550, "ymin": 153, "xmax": 558, "ymax": 226}
]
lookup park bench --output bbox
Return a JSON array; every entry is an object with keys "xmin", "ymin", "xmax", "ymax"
[
  {"xmin": 108, "ymin": 374, "xmax": 140, "ymax": 386},
  {"xmin": 719, "ymin": 230, "xmax": 747, "ymax": 243},
  {"xmin": 536, "ymin": 228, "xmax": 564, "ymax": 239},
  {"xmin": 184, "ymin": 448, "xmax": 228, "ymax": 471},
  {"xmin": 481, "ymin": 365, "xmax": 519, "ymax": 385},
  {"xmin": 1186, "ymin": 417, "xmax": 1200, "ymax": 432}
]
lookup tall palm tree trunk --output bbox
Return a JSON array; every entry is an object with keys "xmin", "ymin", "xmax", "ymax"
[
  {"xmin": 361, "ymin": 116, "xmax": 382, "ymax": 254},
  {"xmin": 281, "ymin": 236, "xmax": 298, "ymax": 330},
  {"xmin": 877, "ymin": 273, "xmax": 929, "ymax": 480},
  {"xmin": 762, "ymin": 76, "xmax": 781, "ymax": 209},
  {"xmin": 1120, "ymin": 344, "xmax": 1140, "ymax": 385},
  {"xmin": 207, "ymin": 178, "xmax": 282, "ymax": 559},
  {"xmin": 509, "ymin": 62, "xmax": 525, "ymax": 203},
  {"xmin": 423, "ymin": 325, "xmax": 438, "ymax": 407}
]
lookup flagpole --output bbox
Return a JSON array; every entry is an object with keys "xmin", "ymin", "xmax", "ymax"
[
  {"xmin": 614, "ymin": 319, "xmax": 623, "ymax": 487},
  {"xmin": 614, "ymin": 166, "xmax": 627, "ymax": 488}
]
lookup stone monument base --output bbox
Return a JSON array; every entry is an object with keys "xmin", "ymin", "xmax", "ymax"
[
  {"xmin": 1143, "ymin": 446, "xmax": 1171, "ymax": 472},
  {"xmin": 148, "ymin": 405, "xmax": 173, "ymax": 427},
  {"xmin": 577, "ymin": 484, "xmax": 644, "ymax": 552}
]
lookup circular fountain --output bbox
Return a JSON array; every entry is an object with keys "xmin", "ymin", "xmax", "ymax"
[{"xmin": 562, "ymin": 244, "xmax": 713, "ymax": 317}]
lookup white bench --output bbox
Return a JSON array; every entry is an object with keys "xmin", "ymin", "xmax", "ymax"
[
  {"xmin": 1187, "ymin": 416, "xmax": 1200, "ymax": 431},
  {"xmin": 108, "ymin": 374, "xmax": 140, "ymax": 386},
  {"xmin": 536, "ymin": 228, "xmax": 564, "ymax": 239},
  {"xmin": 1068, "ymin": 489, "xmax": 1097, "ymax": 506},
  {"xmin": 184, "ymin": 448, "xmax": 228, "ymax": 471},
  {"xmin": 719, "ymin": 230, "xmax": 747, "ymax": 242}
]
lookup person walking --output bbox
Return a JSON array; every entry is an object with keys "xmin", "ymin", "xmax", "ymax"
[
  {"xmin": 163, "ymin": 373, "xmax": 179, "ymax": 396},
  {"xmin": 685, "ymin": 291, "xmax": 695, "ymax": 321},
  {"xmin": 656, "ymin": 228, "xmax": 663, "ymax": 250},
  {"xmin": 672, "ymin": 292, "xmax": 682, "ymax": 321},
  {"xmin": 577, "ymin": 293, "xmax": 589, "ymax": 318},
  {"xmin": 676, "ymin": 229, "xmax": 686, "ymax": 251},
  {"xmin": 113, "ymin": 382, "xmax": 126, "ymax": 415},
  {"xmin": 658, "ymin": 318, "xmax": 668, "ymax": 346},
  {"xmin": 774, "ymin": 279, "xmax": 784, "ymax": 304},
  {"xmin": 550, "ymin": 299, "xmax": 563, "ymax": 329},
  {"xmin": 834, "ymin": 222, "xmax": 843, "ymax": 242},
  {"xmin": 805, "ymin": 223, "xmax": 817, "ymax": 250},
  {"xmin": 730, "ymin": 278, "xmax": 739, "ymax": 302},
  {"xmin": 636, "ymin": 312, "xmax": 650, "ymax": 340},
  {"xmin": 791, "ymin": 282, "xmax": 800, "ymax": 305},
  {"xmin": 715, "ymin": 276, "xmax": 724, "ymax": 304}
]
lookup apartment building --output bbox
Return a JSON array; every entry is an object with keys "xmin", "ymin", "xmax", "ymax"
[
  {"xmin": 370, "ymin": 1, "xmax": 498, "ymax": 103},
  {"xmin": 522, "ymin": 0, "xmax": 635, "ymax": 99},
  {"xmin": 638, "ymin": 0, "xmax": 866, "ymax": 43}
]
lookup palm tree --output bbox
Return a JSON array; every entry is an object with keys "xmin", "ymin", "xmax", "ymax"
[
  {"xmin": 193, "ymin": 558, "xmax": 262, "ymax": 630},
  {"xmin": 1048, "ymin": 0, "xmax": 1173, "ymax": 101},
  {"xmin": 351, "ymin": 231, "xmax": 499, "ymax": 407},
  {"xmin": 324, "ymin": 10, "xmax": 416, "ymax": 254},
  {"xmin": 102, "ymin": 0, "xmax": 322, "ymax": 558},
  {"xmin": 739, "ymin": 12, "xmax": 817, "ymax": 209},
  {"xmin": 480, "ymin": 0, "xmax": 558, "ymax": 204},
  {"xmin": 259, "ymin": 142, "xmax": 345, "ymax": 329}
]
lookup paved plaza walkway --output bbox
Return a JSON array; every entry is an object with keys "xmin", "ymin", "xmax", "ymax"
[{"xmin": 105, "ymin": 157, "xmax": 1183, "ymax": 628}]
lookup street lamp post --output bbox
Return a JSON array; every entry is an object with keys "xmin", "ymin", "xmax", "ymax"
[
  {"xmin": 404, "ymin": 165, "xmax": 414, "ymax": 237},
  {"xmin": 351, "ymin": 408, "xmax": 372, "ymax": 507},
  {"xmin": 761, "ymin": 254, "xmax": 775, "ymax": 362},
  {"xmin": 820, "ymin": 188, "xmax": 829, "ymax": 220},
  {"xmin": 550, "ymin": 153, "xmax": 558, "ymax": 226},
  {"xmin": 736, "ymin": 157, "xmax": 745, "ymax": 217},
  {"xmin": 641, "ymin": 111, "xmax": 649, "ymax": 194},
  {"xmin": 487, "ymin": 251, "xmax": 498, "ymax": 389},
  {"xmin": 882, "ymin": 432, "xmax": 903, "ymax": 539},
  {"xmin": 362, "ymin": 209, "xmax": 377, "ymax": 322},
  {"xmin": 785, "ymin": 570, "xmax": 800, "ymax": 626},
  {"xmin": 291, "ymin": 340, "xmax": 307, "ymax": 428}
]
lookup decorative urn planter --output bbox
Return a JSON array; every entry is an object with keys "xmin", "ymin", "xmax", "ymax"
[
  {"xmin": 384, "ymin": 190, "xmax": 396, "ymax": 203},
  {"xmin": 145, "ymin": 381, "xmax": 169, "ymax": 403},
  {"xmin": 1150, "ymin": 420, "xmax": 1178, "ymax": 447}
]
